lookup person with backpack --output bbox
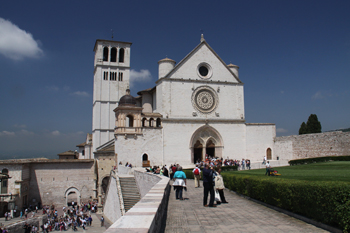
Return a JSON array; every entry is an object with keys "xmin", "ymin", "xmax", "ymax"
[{"xmin": 192, "ymin": 165, "xmax": 201, "ymax": 188}]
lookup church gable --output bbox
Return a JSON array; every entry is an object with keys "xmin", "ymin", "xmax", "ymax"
[{"xmin": 165, "ymin": 40, "xmax": 241, "ymax": 83}]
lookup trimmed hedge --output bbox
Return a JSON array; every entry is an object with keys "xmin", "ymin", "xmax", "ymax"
[
  {"xmin": 222, "ymin": 173, "xmax": 350, "ymax": 232},
  {"xmin": 289, "ymin": 155, "xmax": 350, "ymax": 166},
  {"xmin": 183, "ymin": 166, "xmax": 238, "ymax": 180}
]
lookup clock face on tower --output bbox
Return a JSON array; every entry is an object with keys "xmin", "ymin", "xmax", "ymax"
[{"xmin": 192, "ymin": 86, "xmax": 218, "ymax": 114}]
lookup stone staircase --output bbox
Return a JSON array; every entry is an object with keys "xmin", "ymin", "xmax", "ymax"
[{"xmin": 119, "ymin": 176, "xmax": 141, "ymax": 212}]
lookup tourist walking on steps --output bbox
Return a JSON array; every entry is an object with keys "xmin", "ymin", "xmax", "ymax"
[
  {"xmin": 173, "ymin": 166, "xmax": 187, "ymax": 200},
  {"xmin": 192, "ymin": 165, "xmax": 201, "ymax": 188},
  {"xmin": 203, "ymin": 163, "xmax": 216, "ymax": 207},
  {"xmin": 100, "ymin": 216, "xmax": 104, "ymax": 227}
]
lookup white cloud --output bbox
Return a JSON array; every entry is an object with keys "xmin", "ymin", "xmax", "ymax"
[
  {"xmin": 71, "ymin": 91, "xmax": 89, "ymax": 97},
  {"xmin": 51, "ymin": 130, "xmax": 60, "ymax": 136},
  {"xmin": 19, "ymin": 129, "xmax": 35, "ymax": 135},
  {"xmin": 0, "ymin": 18, "xmax": 43, "ymax": 60},
  {"xmin": 130, "ymin": 69, "xmax": 152, "ymax": 87},
  {"xmin": 276, "ymin": 128, "xmax": 288, "ymax": 133},
  {"xmin": 45, "ymin": 86, "xmax": 60, "ymax": 92},
  {"xmin": 312, "ymin": 91, "xmax": 323, "ymax": 100},
  {"xmin": 13, "ymin": 124, "xmax": 27, "ymax": 128},
  {"xmin": 0, "ymin": 131, "xmax": 15, "ymax": 136}
]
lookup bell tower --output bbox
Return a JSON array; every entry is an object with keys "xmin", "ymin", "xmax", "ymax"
[{"xmin": 92, "ymin": 39, "xmax": 132, "ymax": 154}]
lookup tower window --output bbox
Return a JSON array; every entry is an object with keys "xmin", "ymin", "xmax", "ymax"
[
  {"xmin": 118, "ymin": 72, "xmax": 123, "ymax": 81},
  {"xmin": 119, "ymin": 48, "xmax": 125, "ymax": 63},
  {"xmin": 111, "ymin": 47, "xmax": 117, "ymax": 62},
  {"xmin": 103, "ymin": 47, "xmax": 109, "ymax": 61},
  {"xmin": 103, "ymin": 71, "xmax": 108, "ymax": 80},
  {"xmin": 110, "ymin": 72, "xmax": 117, "ymax": 81}
]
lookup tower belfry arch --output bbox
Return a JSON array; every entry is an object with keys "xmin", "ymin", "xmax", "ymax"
[{"xmin": 189, "ymin": 125, "xmax": 224, "ymax": 163}]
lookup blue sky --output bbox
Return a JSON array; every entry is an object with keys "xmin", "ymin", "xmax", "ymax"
[{"xmin": 0, "ymin": 0, "xmax": 349, "ymax": 159}]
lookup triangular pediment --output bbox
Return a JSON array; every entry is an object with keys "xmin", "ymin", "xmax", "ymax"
[{"xmin": 162, "ymin": 40, "xmax": 242, "ymax": 83}]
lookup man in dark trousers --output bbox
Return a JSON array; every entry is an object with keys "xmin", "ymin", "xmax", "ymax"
[{"xmin": 202, "ymin": 163, "xmax": 216, "ymax": 207}]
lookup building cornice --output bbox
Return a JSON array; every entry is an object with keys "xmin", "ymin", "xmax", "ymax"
[
  {"xmin": 156, "ymin": 77, "xmax": 244, "ymax": 86},
  {"xmin": 162, "ymin": 118, "xmax": 246, "ymax": 124}
]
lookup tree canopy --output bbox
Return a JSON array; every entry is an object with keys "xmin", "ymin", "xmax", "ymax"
[{"xmin": 299, "ymin": 114, "xmax": 322, "ymax": 135}]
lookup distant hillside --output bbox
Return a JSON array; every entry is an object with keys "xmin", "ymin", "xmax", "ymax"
[{"xmin": 326, "ymin": 128, "xmax": 350, "ymax": 133}]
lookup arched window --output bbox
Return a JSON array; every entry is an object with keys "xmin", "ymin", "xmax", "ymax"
[
  {"xmin": 119, "ymin": 48, "xmax": 125, "ymax": 63},
  {"xmin": 142, "ymin": 118, "xmax": 147, "ymax": 127},
  {"xmin": 149, "ymin": 118, "xmax": 154, "ymax": 127},
  {"xmin": 103, "ymin": 47, "xmax": 109, "ymax": 61},
  {"xmin": 126, "ymin": 115, "xmax": 134, "ymax": 127},
  {"xmin": 267, "ymin": 148, "xmax": 272, "ymax": 160},
  {"xmin": 142, "ymin": 154, "xmax": 148, "ymax": 161},
  {"xmin": 110, "ymin": 47, "xmax": 117, "ymax": 62},
  {"xmin": 156, "ymin": 118, "xmax": 161, "ymax": 127},
  {"xmin": 1, "ymin": 169, "xmax": 8, "ymax": 194}
]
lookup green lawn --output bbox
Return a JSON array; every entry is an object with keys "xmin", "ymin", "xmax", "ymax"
[{"xmin": 226, "ymin": 161, "xmax": 350, "ymax": 182}]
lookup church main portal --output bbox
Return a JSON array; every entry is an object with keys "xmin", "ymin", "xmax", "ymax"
[{"xmin": 190, "ymin": 126, "xmax": 223, "ymax": 164}]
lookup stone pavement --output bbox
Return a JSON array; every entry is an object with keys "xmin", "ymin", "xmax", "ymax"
[{"xmin": 165, "ymin": 180, "xmax": 329, "ymax": 233}]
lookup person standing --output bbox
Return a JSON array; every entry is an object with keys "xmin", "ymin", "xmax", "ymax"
[
  {"xmin": 265, "ymin": 161, "xmax": 271, "ymax": 176},
  {"xmin": 202, "ymin": 164, "xmax": 216, "ymax": 207},
  {"xmin": 215, "ymin": 168, "xmax": 228, "ymax": 204},
  {"xmin": 172, "ymin": 166, "xmax": 187, "ymax": 200},
  {"xmin": 192, "ymin": 165, "xmax": 201, "ymax": 188},
  {"xmin": 100, "ymin": 216, "xmax": 104, "ymax": 227}
]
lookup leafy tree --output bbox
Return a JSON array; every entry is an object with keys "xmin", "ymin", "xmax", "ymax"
[
  {"xmin": 299, "ymin": 122, "xmax": 307, "ymax": 135},
  {"xmin": 306, "ymin": 114, "xmax": 322, "ymax": 133}
]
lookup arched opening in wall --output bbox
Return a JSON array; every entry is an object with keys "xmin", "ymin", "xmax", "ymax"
[
  {"xmin": 149, "ymin": 118, "xmax": 154, "ymax": 127},
  {"xmin": 206, "ymin": 140, "xmax": 216, "ymax": 158},
  {"xmin": 1, "ymin": 169, "xmax": 8, "ymax": 194},
  {"xmin": 110, "ymin": 47, "xmax": 117, "ymax": 62},
  {"xmin": 126, "ymin": 115, "xmax": 134, "ymax": 127},
  {"xmin": 156, "ymin": 118, "xmax": 161, "ymax": 127},
  {"xmin": 142, "ymin": 118, "xmax": 147, "ymax": 127},
  {"xmin": 67, "ymin": 191, "xmax": 78, "ymax": 206},
  {"xmin": 142, "ymin": 153, "xmax": 150, "ymax": 167},
  {"xmin": 65, "ymin": 187, "xmax": 80, "ymax": 206},
  {"xmin": 267, "ymin": 148, "xmax": 272, "ymax": 160},
  {"xmin": 103, "ymin": 47, "xmax": 109, "ymax": 61},
  {"xmin": 193, "ymin": 140, "xmax": 203, "ymax": 164},
  {"xmin": 119, "ymin": 48, "xmax": 125, "ymax": 63},
  {"xmin": 101, "ymin": 176, "xmax": 110, "ymax": 197}
]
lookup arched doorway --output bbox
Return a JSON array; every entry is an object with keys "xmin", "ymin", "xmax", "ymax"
[
  {"xmin": 206, "ymin": 139, "xmax": 215, "ymax": 158},
  {"xmin": 267, "ymin": 148, "xmax": 272, "ymax": 160},
  {"xmin": 101, "ymin": 176, "xmax": 110, "ymax": 195},
  {"xmin": 193, "ymin": 140, "xmax": 203, "ymax": 163},
  {"xmin": 65, "ymin": 187, "xmax": 80, "ymax": 206},
  {"xmin": 190, "ymin": 126, "xmax": 223, "ymax": 164},
  {"xmin": 142, "ymin": 153, "xmax": 150, "ymax": 167}
]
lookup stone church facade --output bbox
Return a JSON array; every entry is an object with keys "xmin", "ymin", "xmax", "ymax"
[{"xmin": 113, "ymin": 35, "xmax": 276, "ymax": 167}]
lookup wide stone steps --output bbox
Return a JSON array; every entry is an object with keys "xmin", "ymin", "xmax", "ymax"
[{"xmin": 119, "ymin": 176, "xmax": 141, "ymax": 212}]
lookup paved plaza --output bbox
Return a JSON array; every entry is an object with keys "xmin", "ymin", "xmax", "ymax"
[{"xmin": 165, "ymin": 180, "xmax": 329, "ymax": 233}]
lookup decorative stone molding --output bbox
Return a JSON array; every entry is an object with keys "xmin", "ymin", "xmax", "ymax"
[{"xmin": 191, "ymin": 86, "xmax": 218, "ymax": 114}]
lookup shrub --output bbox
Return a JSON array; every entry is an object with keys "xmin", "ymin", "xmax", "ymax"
[
  {"xmin": 222, "ymin": 173, "xmax": 350, "ymax": 232},
  {"xmin": 289, "ymin": 155, "xmax": 350, "ymax": 166}
]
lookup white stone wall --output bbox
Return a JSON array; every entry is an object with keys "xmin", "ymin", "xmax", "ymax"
[
  {"xmin": 103, "ymin": 173, "xmax": 122, "ymax": 223},
  {"xmin": 115, "ymin": 129, "xmax": 163, "ymax": 168},
  {"xmin": 28, "ymin": 162, "xmax": 95, "ymax": 206},
  {"xmin": 245, "ymin": 124, "xmax": 276, "ymax": 161},
  {"xmin": 275, "ymin": 131, "xmax": 350, "ymax": 160}
]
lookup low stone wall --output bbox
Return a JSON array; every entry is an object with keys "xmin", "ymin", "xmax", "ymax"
[
  {"xmin": 105, "ymin": 175, "xmax": 170, "ymax": 233},
  {"xmin": 5, "ymin": 215, "xmax": 48, "ymax": 233},
  {"xmin": 134, "ymin": 170, "xmax": 162, "ymax": 198},
  {"xmin": 275, "ymin": 131, "xmax": 350, "ymax": 160},
  {"xmin": 103, "ymin": 171, "xmax": 122, "ymax": 224},
  {"xmin": 117, "ymin": 165, "xmax": 133, "ymax": 175}
]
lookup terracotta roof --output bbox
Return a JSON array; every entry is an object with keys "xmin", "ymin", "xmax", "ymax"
[
  {"xmin": 57, "ymin": 150, "xmax": 77, "ymax": 156},
  {"xmin": 76, "ymin": 142, "xmax": 86, "ymax": 147}
]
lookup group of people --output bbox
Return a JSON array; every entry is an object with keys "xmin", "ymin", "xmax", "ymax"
[{"xmin": 171, "ymin": 162, "xmax": 228, "ymax": 207}]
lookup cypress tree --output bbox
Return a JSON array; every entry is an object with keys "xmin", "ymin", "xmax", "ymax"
[
  {"xmin": 306, "ymin": 114, "xmax": 322, "ymax": 133},
  {"xmin": 299, "ymin": 122, "xmax": 307, "ymax": 135}
]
